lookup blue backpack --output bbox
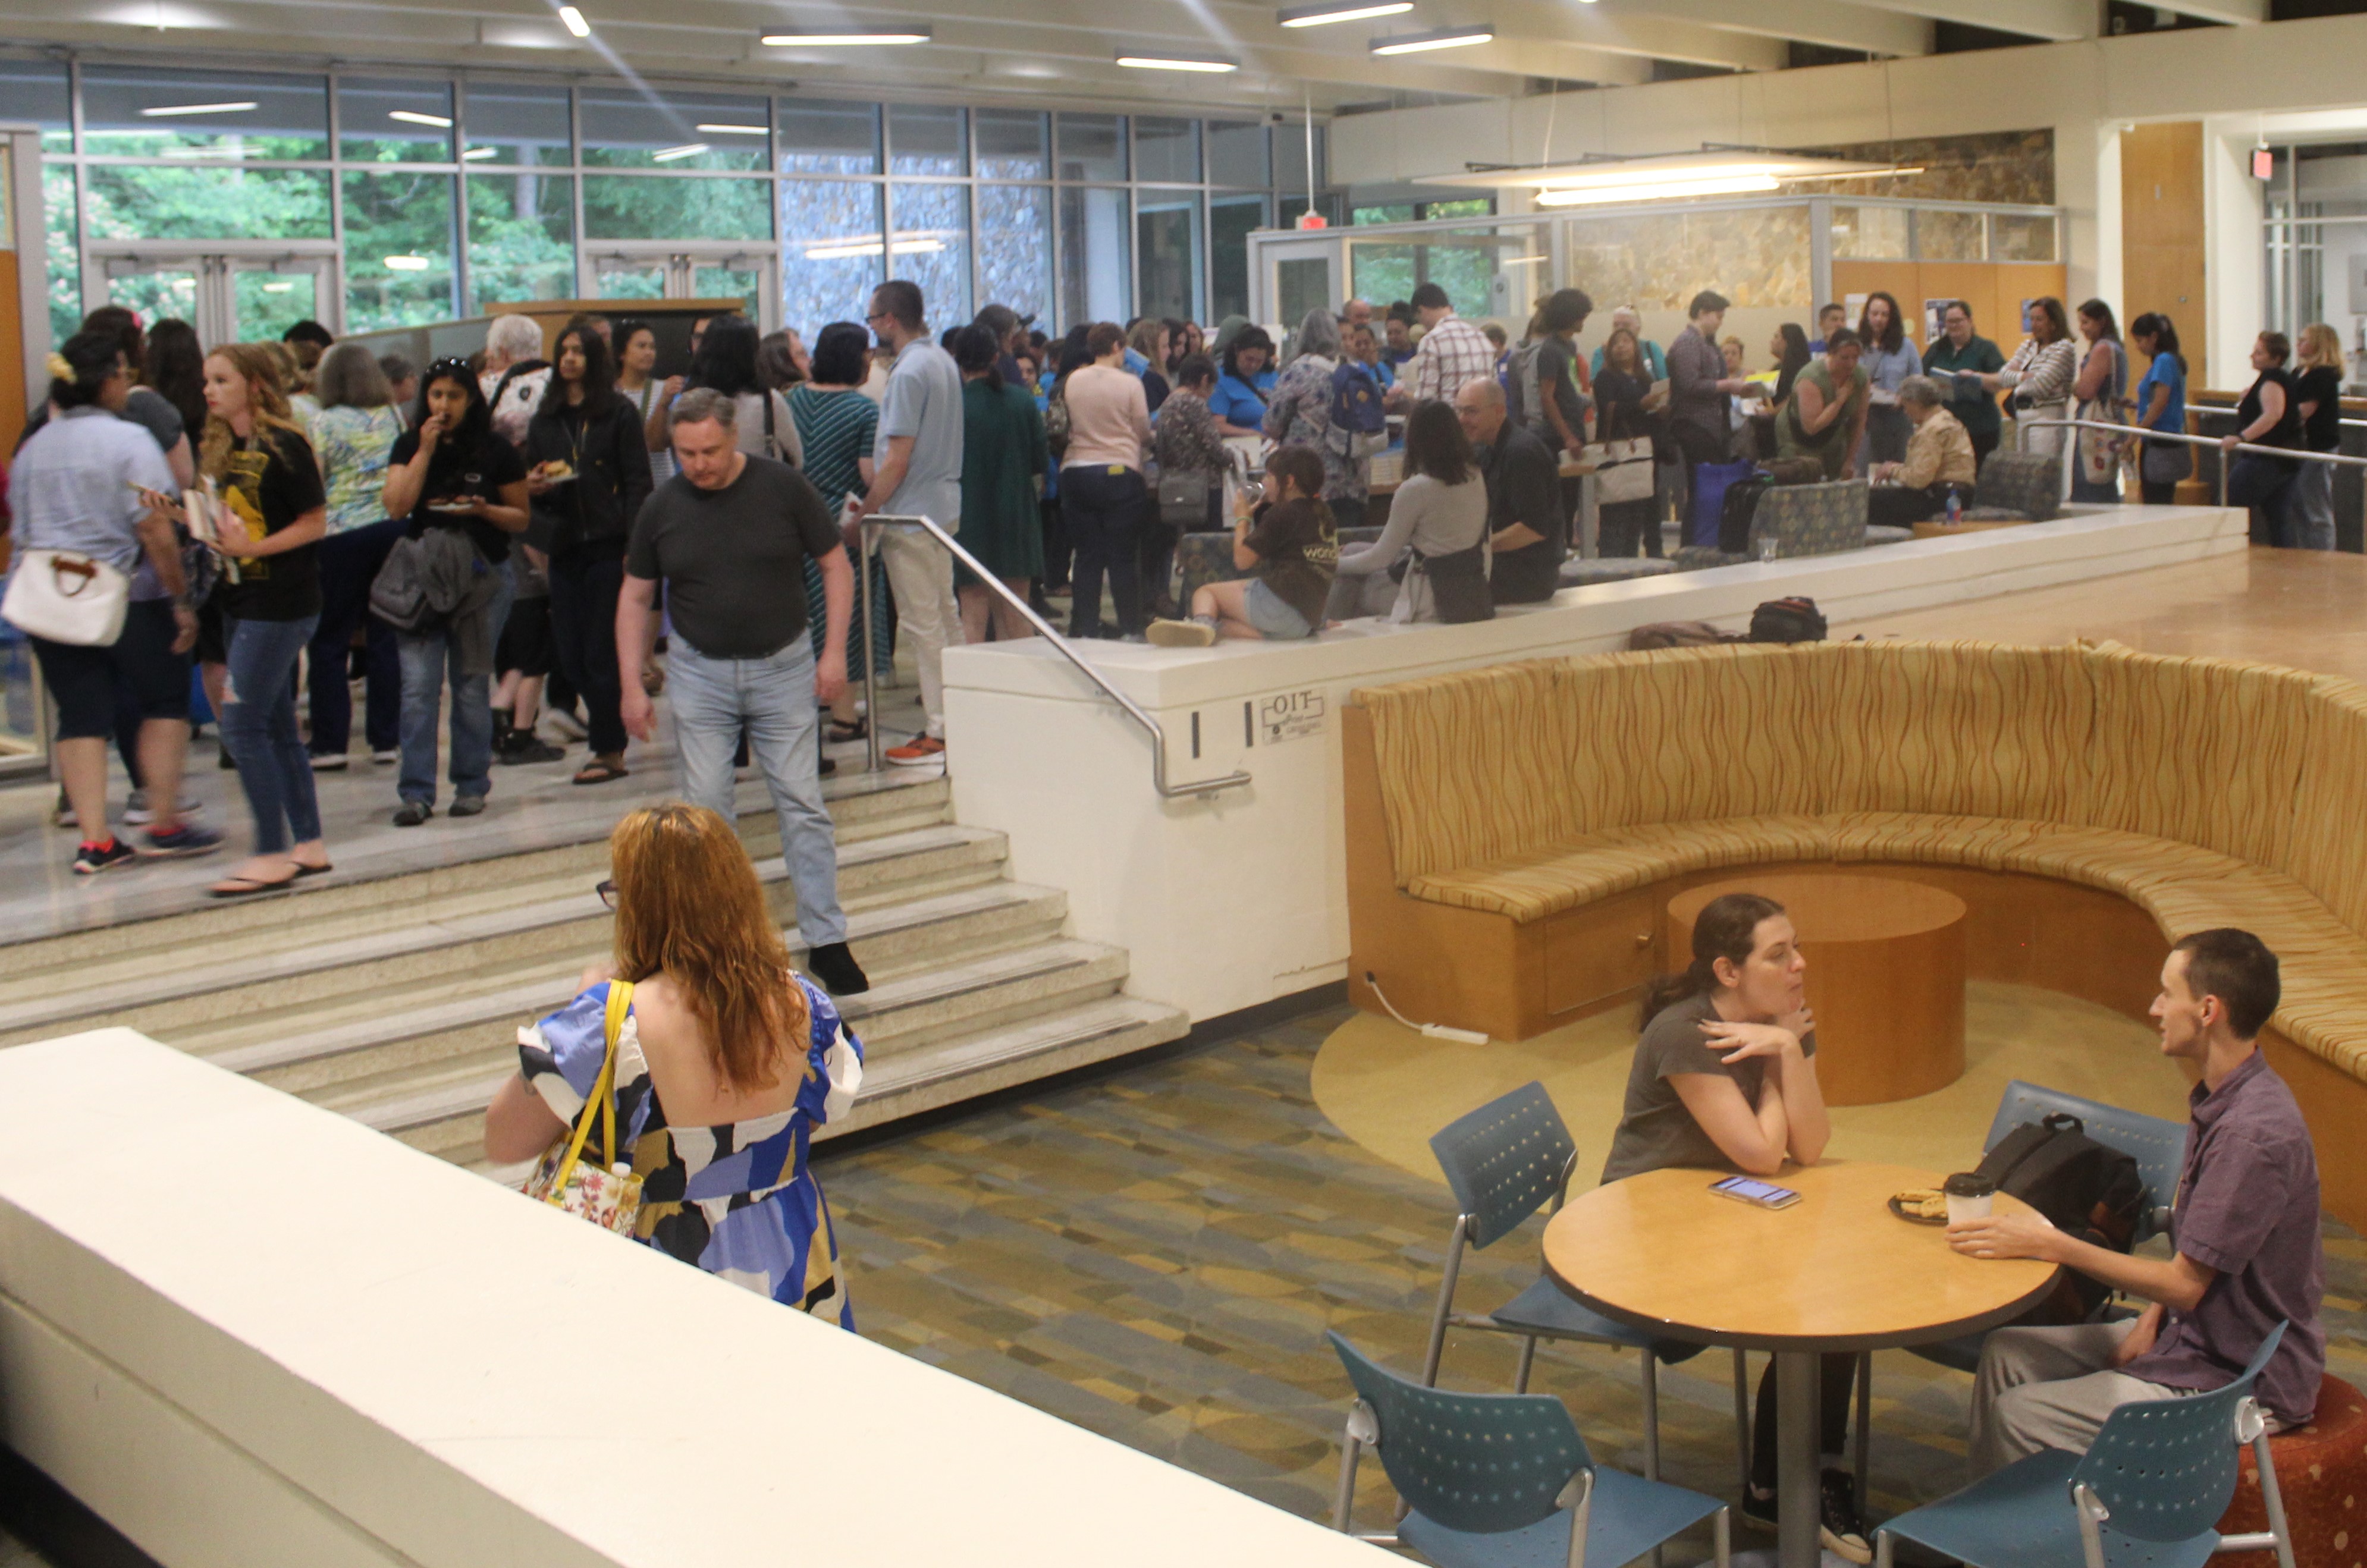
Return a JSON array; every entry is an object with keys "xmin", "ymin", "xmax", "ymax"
[{"xmin": 1328, "ymin": 359, "xmax": 1387, "ymax": 459}]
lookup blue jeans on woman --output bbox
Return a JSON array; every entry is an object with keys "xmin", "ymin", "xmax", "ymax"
[
  {"xmin": 220, "ymin": 614, "xmax": 324, "ymax": 855},
  {"xmin": 397, "ymin": 560, "xmax": 514, "ymax": 807}
]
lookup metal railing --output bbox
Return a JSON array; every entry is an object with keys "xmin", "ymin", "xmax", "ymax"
[
  {"xmin": 855, "ymin": 514, "xmax": 1253, "ymax": 802},
  {"xmin": 2015, "ymin": 417, "xmax": 2367, "ymax": 509}
]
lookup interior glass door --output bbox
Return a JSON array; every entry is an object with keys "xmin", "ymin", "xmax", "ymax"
[
  {"xmin": 690, "ymin": 263, "xmax": 761, "ymax": 323},
  {"xmin": 230, "ymin": 263, "xmax": 324, "ymax": 342},
  {"xmin": 101, "ymin": 262, "xmax": 204, "ymax": 335},
  {"xmin": 592, "ymin": 255, "xmax": 668, "ymax": 301}
]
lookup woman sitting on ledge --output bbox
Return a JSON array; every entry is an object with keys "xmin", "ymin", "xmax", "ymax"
[
  {"xmin": 1327, "ymin": 400, "xmax": 1489, "ymax": 624},
  {"xmin": 1866, "ymin": 375, "xmax": 1978, "ymax": 528},
  {"xmin": 484, "ymin": 802, "xmax": 865, "ymax": 1325},
  {"xmin": 1147, "ymin": 443, "xmax": 1338, "ymax": 646},
  {"xmin": 1601, "ymin": 893, "xmax": 1866, "ymax": 1562}
]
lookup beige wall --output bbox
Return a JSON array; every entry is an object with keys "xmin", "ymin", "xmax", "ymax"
[{"xmin": 1331, "ymin": 14, "xmax": 2367, "ymax": 389}]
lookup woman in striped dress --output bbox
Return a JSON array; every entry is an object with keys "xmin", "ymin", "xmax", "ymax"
[{"xmin": 790, "ymin": 322, "xmax": 889, "ymax": 743}]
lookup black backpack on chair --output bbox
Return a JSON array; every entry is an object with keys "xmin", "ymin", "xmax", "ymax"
[{"xmin": 1975, "ymin": 1112, "xmax": 2148, "ymax": 1324}]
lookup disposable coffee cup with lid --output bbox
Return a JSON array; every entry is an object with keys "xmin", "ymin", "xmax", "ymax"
[{"xmin": 1943, "ymin": 1171, "xmax": 1996, "ymax": 1224}]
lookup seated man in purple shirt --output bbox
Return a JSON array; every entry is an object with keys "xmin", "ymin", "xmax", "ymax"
[{"xmin": 1951, "ymin": 927, "xmax": 2325, "ymax": 1473}]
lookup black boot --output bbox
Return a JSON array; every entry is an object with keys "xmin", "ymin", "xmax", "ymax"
[{"xmin": 805, "ymin": 941, "xmax": 869, "ymax": 995}]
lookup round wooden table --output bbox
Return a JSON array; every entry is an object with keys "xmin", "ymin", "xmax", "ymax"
[
  {"xmin": 1544, "ymin": 1161, "xmax": 2058, "ymax": 1568},
  {"xmin": 1667, "ymin": 872, "xmax": 1969, "ymax": 1105}
]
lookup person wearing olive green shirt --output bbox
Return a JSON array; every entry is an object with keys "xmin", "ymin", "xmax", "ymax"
[{"xmin": 1922, "ymin": 300, "xmax": 2007, "ymax": 472}]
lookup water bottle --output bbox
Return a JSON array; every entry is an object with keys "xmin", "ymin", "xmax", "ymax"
[{"xmin": 1945, "ymin": 489, "xmax": 1963, "ymax": 526}]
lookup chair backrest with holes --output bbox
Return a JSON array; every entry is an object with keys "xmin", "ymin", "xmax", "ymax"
[
  {"xmin": 1428, "ymin": 1082, "xmax": 1580, "ymax": 1250},
  {"xmin": 1984, "ymin": 1080, "xmax": 2188, "ymax": 1239},
  {"xmin": 2070, "ymin": 1321, "xmax": 2287, "ymax": 1543},
  {"xmin": 1329, "ymin": 1331, "xmax": 1587, "ymax": 1535}
]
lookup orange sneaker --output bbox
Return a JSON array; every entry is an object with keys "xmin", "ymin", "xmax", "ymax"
[{"xmin": 884, "ymin": 735, "xmax": 946, "ymax": 766}]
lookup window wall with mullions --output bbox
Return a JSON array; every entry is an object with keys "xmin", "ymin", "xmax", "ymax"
[{"xmin": 10, "ymin": 54, "xmax": 1327, "ymax": 345}]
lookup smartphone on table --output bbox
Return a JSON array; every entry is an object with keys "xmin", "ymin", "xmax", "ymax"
[{"xmin": 1710, "ymin": 1174, "xmax": 1801, "ymax": 1209}]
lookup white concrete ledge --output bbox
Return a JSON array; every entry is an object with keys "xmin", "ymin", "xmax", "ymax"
[
  {"xmin": 0, "ymin": 1030, "xmax": 1387, "ymax": 1568},
  {"xmin": 941, "ymin": 507, "xmax": 2247, "ymax": 1022}
]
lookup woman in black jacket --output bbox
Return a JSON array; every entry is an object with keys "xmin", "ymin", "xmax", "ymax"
[{"xmin": 526, "ymin": 323, "xmax": 652, "ymax": 784}]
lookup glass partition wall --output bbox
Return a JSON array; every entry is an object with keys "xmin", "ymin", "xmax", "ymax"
[{"xmin": 11, "ymin": 55, "xmax": 1324, "ymax": 345}]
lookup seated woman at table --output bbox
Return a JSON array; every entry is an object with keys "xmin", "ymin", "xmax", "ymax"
[
  {"xmin": 1600, "ymin": 892, "xmax": 1868, "ymax": 1564},
  {"xmin": 1866, "ymin": 376, "xmax": 1977, "ymax": 528}
]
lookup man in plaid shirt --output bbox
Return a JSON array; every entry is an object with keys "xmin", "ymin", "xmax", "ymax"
[{"xmin": 1389, "ymin": 282, "xmax": 1498, "ymax": 409}]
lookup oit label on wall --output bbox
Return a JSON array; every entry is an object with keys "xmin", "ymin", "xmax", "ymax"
[{"xmin": 1256, "ymin": 689, "xmax": 1327, "ymax": 746}]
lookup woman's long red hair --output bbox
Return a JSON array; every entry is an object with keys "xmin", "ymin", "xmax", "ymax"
[{"xmin": 610, "ymin": 803, "xmax": 807, "ymax": 1093}]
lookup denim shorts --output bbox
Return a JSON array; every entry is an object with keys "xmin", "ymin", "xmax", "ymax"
[{"xmin": 1244, "ymin": 577, "xmax": 1314, "ymax": 640}]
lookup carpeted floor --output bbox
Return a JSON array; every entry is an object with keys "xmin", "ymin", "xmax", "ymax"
[{"xmin": 817, "ymin": 995, "xmax": 2367, "ymax": 1557}]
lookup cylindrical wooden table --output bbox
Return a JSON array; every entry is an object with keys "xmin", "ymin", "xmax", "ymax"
[
  {"xmin": 1544, "ymin": 1162, "xmax": 2058, "ymax": 1568},
  {"xmin": 1666, "ymin": 872, "xmax": 1969, "ymax": 1105}
]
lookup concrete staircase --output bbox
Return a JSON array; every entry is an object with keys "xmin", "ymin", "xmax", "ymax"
[{"xmin": 0, "ymin": 769, "xmax": 1188, "ymax": 1165}]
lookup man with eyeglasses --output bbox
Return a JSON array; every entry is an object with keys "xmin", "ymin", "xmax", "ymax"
[{"xmin": 846, "ymin": 279, "xmax": 965, "ymax": 766}]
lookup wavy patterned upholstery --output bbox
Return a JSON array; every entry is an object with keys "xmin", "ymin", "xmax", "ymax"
[
  {"xmin": 1967, "ymin": 450, "xmax": 2062, "ymax": 523},
  {"xmin": 1753, "ymin": 479, "xmax": 1869, "ymax": 558},
  {"xmin": 1354, "ymin": 638, "xmax": 2367, "ymax": 1086}
]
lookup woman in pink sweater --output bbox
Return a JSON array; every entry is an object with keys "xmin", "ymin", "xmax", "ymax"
[{"xmin": 1057, "ymin": 323, "xmax": 1154, "ymax": 639}]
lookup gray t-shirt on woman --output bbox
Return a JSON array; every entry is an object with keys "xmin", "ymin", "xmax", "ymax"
[
  {"xmin": 1335, "ymin": 471, "xmax": 1489, "ymax": 575},
  {"xmin": 1598, "ymin": 992, "xmax": 1817, "ymax": 1185}
]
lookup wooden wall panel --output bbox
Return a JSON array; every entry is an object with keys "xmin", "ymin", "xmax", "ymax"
[
  {"xmin": 2120, "ymin": 121, "xmax": 2206, "ymax": 394},
  {"xmin": 0, "ymin": 251, "xmax": 22, "ymax": 456},
  {"xmin": 1829, "ymin": 259, "xmax": 2068, "ymax": 356}
]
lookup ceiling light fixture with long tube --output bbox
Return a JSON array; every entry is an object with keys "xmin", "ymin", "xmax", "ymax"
[
  {"xmin": 140, "ymin": 100, "xmax": 257, "ymax": 117},
  {"xmin": 695, "ymin": 123, "xmax": 770, "ymax": 134},
  {"xmin": 762, "ymin": 27, "xmax": 931, "ymax": 44},
  {"xmin": 1534, "ymin": 174, "xmax": 1780, "ymax": 206},
  {"xmin": 1277, "ymin": 0, "xmax": 1412, "ymax": 25},
  {"xmin": 1371, "ymin": 24, "xmax": 1493, "ymax": 54},
  {"xmin": 388, "ymin": 110, "xmax": 453, "ymax": 128},
  {"xmin": 557, "ymin": 5, "xmax": 591, "ymax": 35},
  {"xmin": 651, "ymin": 143, "xmax": 710, "ymax": 162},
  {"xmin": 1115, "ymin": 50, "xmax": 1240, "ymax": 71}
]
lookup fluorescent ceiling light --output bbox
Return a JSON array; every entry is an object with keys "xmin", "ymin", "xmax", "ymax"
[
  {"xmin": 1371, "ymin": 24, "xmax": 1492, "ymax": 53},
  {"xmin": 651, "ymin": 143, "xmax": 710, "ymax": 161},
  {"xmin": 260, "ymin": 281, "xmax": 296, "ymax": 293},
  {"xmin": 462, "ymin": 146, "xmax": 500, "ymax": 159},
  {"xmin": 802, "ymin": 235, "xmax": 946, "ymax": 259},
  {"xmin": 1426, "ymin": 150, "xmax": 1920, "ymax": 192},
  {"xmin": 388, "ymin": 110, "xmax": 453, "ymax": 128},
  {"xmin": 557, "ymin": 5, "xmax": 591, "ymax": 35},
  {"xmin": 761, "ymin": 27, "xmax": 931, "ymax": 43},
  {"xmin": 1278, "ymin": 0, "xmax": 1411, "ymax": 25},
  {"xmin": 383, "ymin": 254, "xmax": 432, "ymax": 271},
  {"xmin": 161, "ymin": 144, "xmax": 247, "ymax": 158},
  {"xmin": 1115, "ymin": 52, "xmax": 1238, "ymax": 71},
  {"xmin": 1534, "ymin": 174, "xmax": 1779, "ymax": 205},
  {"xmin": 140, "ymin": 100, "xmax": 256, "ymax": 117},
  {"xmin": 696, "ymin": 123, "xmax": 770, "ymax": 135}
]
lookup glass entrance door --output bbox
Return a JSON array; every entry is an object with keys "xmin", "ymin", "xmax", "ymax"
[
  {"xmin": 86, "ymin": 246, "xmax": 337, "ymax": 346},
  {"xmin": 586, "ymin": 247, "xmax": 776, "ymax": 331}
]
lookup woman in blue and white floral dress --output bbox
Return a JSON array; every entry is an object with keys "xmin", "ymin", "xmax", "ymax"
[{"xmin": 485, "ymin": 803, "xmax": 864, "ymax": 1325}]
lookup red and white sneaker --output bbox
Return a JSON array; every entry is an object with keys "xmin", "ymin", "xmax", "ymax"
[{"xmin": 883, "ymin": 736, "xmax": 946, "ymax": 766}]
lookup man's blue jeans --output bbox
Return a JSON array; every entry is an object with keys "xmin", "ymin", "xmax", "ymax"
[
  {"xmin": 667, "ymin": 637, "xmax": 846, "ymax": 947},
  {"xmin": 397, "ymin": 560, "xmax": 514, "ymax": 807}
]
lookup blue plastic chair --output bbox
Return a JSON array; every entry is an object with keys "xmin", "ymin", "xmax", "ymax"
[
  {"xmin": 1425, "ymin": 1083, "xmax": 1754, "ymax": 1488},
  {"xmin": 1330, "ymin": 1331, "xmax": 1732, "ymax": 1568},
  {"xmin": 1873, "ymin": 1323, "xmax": 2297, "ymax": 1568},
  {"xmin": 1913, "ymin": 1080, "xmax": 2192, "ymax": 1374}
]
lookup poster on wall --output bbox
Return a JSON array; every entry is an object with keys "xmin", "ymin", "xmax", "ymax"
[
  {"xmin": 1844, "ymin": 293, "xmax": 1868, "ymax": 328},
  {"xmin": 1925, "ymin": 299, "xmax": 1953, "ymax": 345},
  {"xmin": 2020, "ymin": 298, "xmax": 2040, "ymax": 333}
]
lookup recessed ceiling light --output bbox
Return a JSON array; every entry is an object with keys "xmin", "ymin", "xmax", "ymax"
[
  {"xmin": 1370, "ymin": 24, "xmax": 1493, "ymax": 53},
  {"xmin": 761, "ymin": 27, "xmax": 931, "ymax": 44},
  {"xmin": 1115, "ymin": 51, "xmax": 1239, "ymax": 71},
  {"xmin": 388, "ymin": 110, "xmax": 453, "ymax": 128},
  {"xmin": 695, "ymin": 123, "xmax": 770, "ymax": 135},
  {"xmin": 383, "ymin": 255, "xmax": 432, "ymax": 271},
  {"xmin": 557, "ymin": 5, "xmax": 591, "ymax": 36},
  {"xmin": 139, "ymin": 100, "xmax": 257, "ymax": 117},
  {"xmin": 1278, "ymin": 0, "xmax": 1412, "ymax": 25},
  {"xmin": 651, "ymin": 143, "xmax": 710, "ymax": 161}
]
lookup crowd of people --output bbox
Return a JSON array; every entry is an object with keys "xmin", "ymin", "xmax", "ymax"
[{"xmin": 5, "ymin": 273, "xmax": 2355, "ymax": 901}]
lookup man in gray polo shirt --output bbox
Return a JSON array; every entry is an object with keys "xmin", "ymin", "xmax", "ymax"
[
  {"xmin": 1952, "ymin": 927, "xmax": 2325, "ymax": 1472},
  {"xmin": 848, "ymin": 278, "xmax": 963, "ymax": 766}
]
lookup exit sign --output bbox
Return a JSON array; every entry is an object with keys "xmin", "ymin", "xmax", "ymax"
[{"xmin": 2253, "ymin": 146, "xmax": 2275, "ymax": 181}]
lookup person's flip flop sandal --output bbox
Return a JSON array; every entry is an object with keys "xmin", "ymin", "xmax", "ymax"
[
  {"xmin": 294, "ymin": 862, "xmax": 334, "ymax": 878},
  {"xmin": 573, "ymin": 760, "xmax": 629, "ymax": 785},
  {"xmin": 208, "ymin": 872, "xmax": 299, "ymax": 898},
  {"xmin": 827, "ymin": 718, "xmax": 868, "ymax": 743}
]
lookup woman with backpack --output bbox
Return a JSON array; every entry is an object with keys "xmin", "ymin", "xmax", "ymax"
[
  {"xmin": 1600, "ymin": 892, "xmax": 1869, "ymax": 1566},
  {"xmin": 1328, "ymin": 400, "xmax": 1489, "ymax": 624},
  {"xmin": 1262, "ymin": 309, "xmax": 1370, "ymax": 532}
]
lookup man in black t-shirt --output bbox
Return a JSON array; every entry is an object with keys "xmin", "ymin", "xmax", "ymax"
[
  {"xmin": 617, "ymin": 388, "xmax": 867, "ymax": 997},
  {"xmin": 1454, "ymin": 379, "xmax": 1567, "ymax": 605}
]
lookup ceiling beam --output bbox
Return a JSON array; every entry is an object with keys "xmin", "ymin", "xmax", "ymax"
[
  {"xmin": 1618, "ymin": 0, "xmax": 1933, "ymax": 58},
  {"xmin": 1828, "ymin": 0, "xmax": 2096, "ymax": 42}
]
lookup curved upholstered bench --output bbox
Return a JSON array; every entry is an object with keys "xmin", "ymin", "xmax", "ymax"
[{"xmin": 1340, "ymin": 639, "xmax": 2367, "ymax": 1227}]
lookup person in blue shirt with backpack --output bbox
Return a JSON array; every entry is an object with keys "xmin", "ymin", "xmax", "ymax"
[{"xmin": 1263, "ymin": 310, "xmax": 1378, "ymax": 530}]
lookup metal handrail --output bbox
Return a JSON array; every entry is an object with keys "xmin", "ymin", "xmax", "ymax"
[
  {"xmin": 2015, "ymin": 417, "xmax": 2367, "ymax": 510},
  {"xmin": 855, "ymin": 513, "xmax": 1253, "ymax": 802}
]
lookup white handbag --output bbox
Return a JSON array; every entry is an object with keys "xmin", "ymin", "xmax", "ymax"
[
  {"xmin": 2, "ymin": 549, "xmax": 131, "ymax": 647},
  {"xmin": 1585, "ymin": 437, "xmax": 1656, "ymax": 504}
]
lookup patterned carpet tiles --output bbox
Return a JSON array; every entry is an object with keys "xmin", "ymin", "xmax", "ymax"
[{"xmin": 815, "ymin": 1003, "xmax": 2367, "ymax": 1551}]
